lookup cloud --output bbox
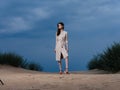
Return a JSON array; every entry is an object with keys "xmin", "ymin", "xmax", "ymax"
[
  {"xmin": 0, "ymin": 0, "xmax": 53, "ymax": 34},
  {"xmin": 64, "ymin": 0, "xmax": 120, "ymax": 32},
  {"xmin": 1, "ymin": 0, "xmax": 120, "ymax": 34},
  {"xmin": 0, "ymin": 17, "xmax": 32, "ymax": 34},
  {"xmin": 28, "ymin": 7, "xmax": 52, "ymax": 21}
]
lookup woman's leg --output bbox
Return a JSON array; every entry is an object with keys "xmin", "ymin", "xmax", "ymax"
[
  {"xmin": 65, "ymin": 56, "xmax": 69, "ymax": 73},
  {"xmin": 58, "ymin": 60, "xmax": 62, "ymax": 73}
]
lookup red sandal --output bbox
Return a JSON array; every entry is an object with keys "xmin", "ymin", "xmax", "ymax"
[
  {"xmin": 64, "ymin": 68, "xmax": 70, "ymax": 74},
  {"xmin": 59, "ymin": 71, "xmax": 63, "ymax": 75},
  {"xmin": 64, "ymin": 71, "xmax": 69, "ymax": 74}
]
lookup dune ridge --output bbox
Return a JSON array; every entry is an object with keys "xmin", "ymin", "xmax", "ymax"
[{"xmin": 0, "ymin": 65, "xmax": 120, "ymax": 90}]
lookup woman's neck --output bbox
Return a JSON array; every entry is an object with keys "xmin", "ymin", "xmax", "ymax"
[{"xmin": 61, "ymin": 29, "xmax": 64, "ymax": 32}]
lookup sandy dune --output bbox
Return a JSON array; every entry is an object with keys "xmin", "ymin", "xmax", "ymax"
[{"xmin": 0, "ymin": 65, "xmax": 120, "ymax": 90}]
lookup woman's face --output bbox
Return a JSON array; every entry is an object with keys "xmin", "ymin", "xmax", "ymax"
[{"xmin": 58, "ymin": 24, "xmax": 63, "ymax": 30}]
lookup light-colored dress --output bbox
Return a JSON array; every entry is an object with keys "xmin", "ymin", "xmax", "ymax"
[{"xmin": 55, "ymin": 30, "xmax": 68, "ymax": 61}]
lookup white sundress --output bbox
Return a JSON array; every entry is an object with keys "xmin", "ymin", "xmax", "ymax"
[{"xmin": 55, "ymin": 30, "xmax": 68, "ymax": 61}]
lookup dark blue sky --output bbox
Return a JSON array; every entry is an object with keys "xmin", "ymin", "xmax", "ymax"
[{"xmin": 0, "ymin": 0, "xmax": 120, "ymax": 72}]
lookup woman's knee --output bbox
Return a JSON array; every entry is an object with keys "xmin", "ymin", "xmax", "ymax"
[
  {"xmin": 58, "ymin": 60, "xmax": 61, "ymax": 63},
  {"xmin": 65, "ymin": 56, "xmax": 68, "ymax": 60}
]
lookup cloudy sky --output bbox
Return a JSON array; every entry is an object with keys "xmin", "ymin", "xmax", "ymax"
[{"xmin": 0, "ymin": 0, "xmax": 120, "ymax": 72}]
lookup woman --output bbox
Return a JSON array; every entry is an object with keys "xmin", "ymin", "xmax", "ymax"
[{"xmin": 54, "ymin": 22, "xmax": 69, "ymax": 74}]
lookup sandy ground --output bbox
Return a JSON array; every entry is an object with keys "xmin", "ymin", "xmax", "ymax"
[{"xmin": 0, "ymin": 65, "xmax": 120, "ymax": 90}]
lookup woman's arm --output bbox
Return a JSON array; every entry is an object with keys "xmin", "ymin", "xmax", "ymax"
[
  {"xmin": 65, "ymin": 32, "xmax": 68, "ymax": 51},
  {"xmin": 54, "ymin": 32, "xmax": 57, "ymax": 53}
]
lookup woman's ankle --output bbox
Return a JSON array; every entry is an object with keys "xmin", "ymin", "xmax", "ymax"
[{"xmin": 65, "ymin": 68, "xmax": 68, "ymax": 72}]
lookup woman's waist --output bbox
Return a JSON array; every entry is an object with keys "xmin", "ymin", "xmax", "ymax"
[{"xmin": 56, "ymin": 44, "xmax": 66, "ymax": 48}]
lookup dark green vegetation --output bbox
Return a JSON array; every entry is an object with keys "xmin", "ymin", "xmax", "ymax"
[
  {"xmin": 88, "ymin": 42, "xmax": 120, "ymax": 73},
  {"xmin": 0, "ymin": 52, "xmax": 43, "ymax": 71}
]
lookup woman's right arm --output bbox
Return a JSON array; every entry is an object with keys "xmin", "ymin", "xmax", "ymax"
[
  {"xmin": 54, "ymin": 32, "xmax": 57, "ymax": 53},
  {"xmin": 65, "ymin": 32, "xmax": 68, "ymax": 52}
]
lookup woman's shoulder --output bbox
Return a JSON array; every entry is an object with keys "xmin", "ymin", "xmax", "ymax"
[{"xmin": 63, "ymin": 30, "xmax": 68, "ymax": 34}]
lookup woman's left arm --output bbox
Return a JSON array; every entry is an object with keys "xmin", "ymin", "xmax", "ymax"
[{"xmin": 65, "ymin": 32, "xmax": 68, "ymax": 52}]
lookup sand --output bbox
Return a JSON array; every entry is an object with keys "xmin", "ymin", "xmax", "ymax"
[{"xmin": 0, "ymin": 65, "xmax": 120, "ymax": 90}]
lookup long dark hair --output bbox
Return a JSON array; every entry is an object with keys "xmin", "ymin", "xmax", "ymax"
[{"xmin": 57, "ymin": 22, "xmax": 64, "ymax": 36}]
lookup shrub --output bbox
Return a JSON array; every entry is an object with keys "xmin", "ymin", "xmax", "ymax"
[
  {"xmin": 88, "ymin": 42, "xmax": 120, "ymax": 73},
  {"xmin": 27, "ymin": 62, "xmax": 43, "ymax": 71},
  {"xmin": 0, "ymin": 52, "xmax": 23, "ymax": 67},
  {"xmin": 0, "ymin": 52, "xmax": 43, "ymax": 71}
]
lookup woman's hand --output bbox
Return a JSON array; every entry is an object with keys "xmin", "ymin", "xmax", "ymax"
[
  {"xmin": 66, "ymin": 48, "xmax": 68, "ymax": 52},
  {"xmin": 67, "ymin": 49, "xmax": 69, "ymax": 52}
]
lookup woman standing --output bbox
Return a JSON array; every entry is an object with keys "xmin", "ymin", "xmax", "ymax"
[{"xmin": 54, "ymin": 22, "xmax": 69, "ymax": 74}]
